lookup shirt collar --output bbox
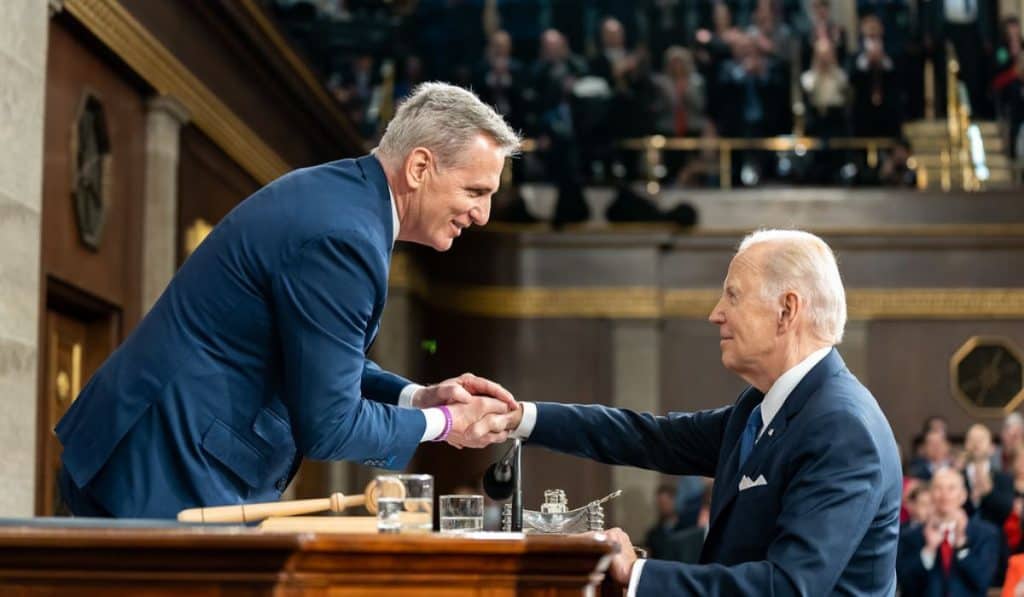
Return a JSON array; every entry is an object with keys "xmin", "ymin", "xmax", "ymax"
[
  {"xmin": 758, "ymin": 346, "xmax": 832, "ymax": 436},
  {"xmin": 388, "ymin": 184, "xmax": 399, "ymax": 246}
]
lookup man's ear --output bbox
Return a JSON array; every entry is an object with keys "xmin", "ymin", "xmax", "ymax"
[
  {"xmin": 405, "ymin": 147, "xmax": 433, "ymax": 190},
  {"xmin": 778, "ymin": 291, "xmax": 800, "ymax": 332}
]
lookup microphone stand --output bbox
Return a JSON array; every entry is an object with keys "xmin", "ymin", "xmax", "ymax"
[{"xmin": 511, "ymin": 438, "xmax": 522, "ymax": 532}]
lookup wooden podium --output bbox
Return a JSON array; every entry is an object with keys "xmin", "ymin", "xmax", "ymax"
[{"xmin": 0, "ymin": 522, "xmax": 616, "ymax": 596}]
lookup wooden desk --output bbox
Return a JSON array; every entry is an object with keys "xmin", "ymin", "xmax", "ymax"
[{"xmin": 0, "ymin": 522, "xmax": 615, "ymax": 596}]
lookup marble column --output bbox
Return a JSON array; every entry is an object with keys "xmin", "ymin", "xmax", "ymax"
[
  {"xmin": 141, "ymin": 96, "xmax": 190, "ymax": 313},
  {"xmin": 0, "ymin": 0, "xmax": 49, "ymax": 516},
  {"xmin": 609, "ymin": 320, "xmax": 662, "ymax": 541}
]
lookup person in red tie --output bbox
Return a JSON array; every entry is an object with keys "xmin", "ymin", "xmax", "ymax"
[{"xmin": 898, "ymin": 467, "xmax": 1000, "ymax": 596}]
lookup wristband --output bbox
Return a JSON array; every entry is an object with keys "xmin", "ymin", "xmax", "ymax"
[{"xmin": 432, "ymin": 405, "xmax": 453, "ymax": 441}]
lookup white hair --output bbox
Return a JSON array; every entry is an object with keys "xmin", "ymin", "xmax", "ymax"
[
  {"xmin": 737, "ymin": 229, "xmax": 847, "ymax": 344},
  {"xmin": 374, "ymin": 82, "xmax": 521, "ymax": 169},
  {"xmin": 1005, "ymin": 412, "xmax": 1024, "ymax": 429}
]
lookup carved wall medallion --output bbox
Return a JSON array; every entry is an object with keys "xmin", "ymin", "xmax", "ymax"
[
  {"xmin": 950, "ymin": 336, "xmax": 1024, "ymax": 416},
  {"xmin": 70, "ymin": 91, "xmax": 113, "ymax": 251}
]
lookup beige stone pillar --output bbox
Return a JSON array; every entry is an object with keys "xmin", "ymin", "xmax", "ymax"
[
  {"xmin": 141, "ymin": 95, "xmax": 189, "ymax": 313},
  {"xmin": 609, "ymin": 320, "xmax": 661, "ymax": 541},
  {"xmin": 0, "ymin": 0, "xmax": 49, "ymax": 516}
]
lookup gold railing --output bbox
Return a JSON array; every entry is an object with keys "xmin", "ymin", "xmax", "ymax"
[
  {"xmin": 621, "ymin": 135, "xmax": 896, "ymax": 191},
  {"xmin": 516, "ymin": 135, "xmax": 895, "ymax": 192}
]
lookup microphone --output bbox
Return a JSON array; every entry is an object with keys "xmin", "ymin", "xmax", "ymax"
[{"xmin": 483, "ymin": 443, "xmax": 517, "ymax": 500}]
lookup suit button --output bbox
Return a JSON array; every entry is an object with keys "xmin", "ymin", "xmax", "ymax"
[{"xmin": 275, "ymin": 478, "xmax": 287, "ymax": 491}]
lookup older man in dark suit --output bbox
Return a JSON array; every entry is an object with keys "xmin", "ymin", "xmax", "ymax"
[
  {"xmin": 56, "ymin": 83, "xmax": 521, "ymax": 518},
  {"xmin": 490, "ymin": 229, "xmax": 902, "ymax": 595}
]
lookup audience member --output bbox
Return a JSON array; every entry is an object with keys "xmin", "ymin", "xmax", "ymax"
[
  {"xmin": 897, "ymin": 467, "xmax": 999, "ymax": 597},
  {"xmin": 910, "ymin": 429, "xmax": 953, "ymax": 481}
]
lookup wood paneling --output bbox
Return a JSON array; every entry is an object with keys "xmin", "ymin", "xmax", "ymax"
[
  {"xmin": 176, "ymin": 125, "xmax": 260, "ymax": 264},
  {"xmin": 41, "ymin": 20, "xmax": 145, "ymax": 329}
]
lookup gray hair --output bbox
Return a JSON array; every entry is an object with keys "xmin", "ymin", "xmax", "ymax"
[
  {"xmin": 374, "ymin": 82, "xmax": 521, "ymax": 169},
  {"xmin": 738, "ymin": 229, "xmax": 847, "ymax": 344}
]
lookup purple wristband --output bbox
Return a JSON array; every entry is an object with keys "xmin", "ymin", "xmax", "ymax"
[{"xmin": 432, "ymin": 405, "xmax": 453, "ymax": 442}]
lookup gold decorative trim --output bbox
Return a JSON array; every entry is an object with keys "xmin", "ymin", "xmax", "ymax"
[
  {"xmin": 476, "ymin": 222, "xmax": 1024, "ymax": 238},
  {"xmin": 949, "ymin": 336, "xmax": 1024, "ymax": 417},
  {"xmin": 64, "ymin": 0, "xmax": 291, "ymax": 185},
  {"xmin": 390, "ymin": 271, "xmax": 1024, "ymax": 319},
  {"xmin": 429, "ymin": 286, "xmax": 661, "ymax": 319}
]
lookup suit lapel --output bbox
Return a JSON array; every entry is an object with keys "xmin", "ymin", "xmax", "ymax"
[
  {"xmin": 709, "ymin": 388, "xmax": 763, "ymax": 530},
  {"xmin": 707, "ymin": 349, "xmax": 846, "ymax": 531}
]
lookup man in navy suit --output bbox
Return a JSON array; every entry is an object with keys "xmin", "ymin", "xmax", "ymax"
[
  {"xmin": 56, "ymin": 82, "xmax": 522, "ymax": 518},
  {"xmin": 491, "ymin": 229, "xmax": 903, "ymax": 595},
  {"xmin": 897, "ymin": 467, "xmax": 999, "ymax": 596}
]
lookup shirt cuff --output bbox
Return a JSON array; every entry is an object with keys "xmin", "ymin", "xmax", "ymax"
[
  {"xmin": 398, "ymin": 383, "xmax": 425, "ymax": 408},
  {"xmin": 920, "ymin": 549, "xmax": 936, "ymax": 570},
  {"xmin": 420, "ymin": 408, "xmax": 446, "ymax": 442},
  {"xmin": 510, "ymin": 402, "xmax": 538, "ymax": 439},
  {"xmin": 626, "ymin": 559, "xmax": 646, "ymax": 597}
]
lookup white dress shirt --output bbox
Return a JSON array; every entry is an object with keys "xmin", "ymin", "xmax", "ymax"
[
  {"xmin": 386, "ymin": 185, "xmax": 444, "ymax": 442},
  {"xmin": 513, "ymin": 346, "xmax": 833, "ymax": 595}
]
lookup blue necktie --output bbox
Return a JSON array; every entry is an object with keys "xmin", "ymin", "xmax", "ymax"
[{"xmin": 739, "ymin": 404, "xmax": 763, "ymax": 469}]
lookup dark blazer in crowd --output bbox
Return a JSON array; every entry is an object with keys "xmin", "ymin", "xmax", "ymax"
[{"xmin": 897, "ymin": 516, "xmax": 1000, "ymax": 597}]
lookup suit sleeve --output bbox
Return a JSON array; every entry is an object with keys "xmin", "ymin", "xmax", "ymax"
[
  {"xmin": 361, "ymin": 358, "xmax": 411, "ymax": 405},
  {"xmin": 636, "ymin": 410, "xmax": 888, "ymax": 596},
  {"xmin": 272, "ymin": 233, "xmax": 424, "ymax": 467},
  {"xmin": 530, "ymin": 402, "xmax": 731, "ymax": 476}
]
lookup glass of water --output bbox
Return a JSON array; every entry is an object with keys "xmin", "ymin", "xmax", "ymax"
[
  {"xmin": 439, "ymin": 494, "xmax": 484, "ymax": 534},
  {"xmin": 375, "ymin": 474, "xmax": 433, "ymax": 534}
]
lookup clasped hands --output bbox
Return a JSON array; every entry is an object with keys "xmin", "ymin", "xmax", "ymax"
[
  {"xmin": 413, "ymin": 374, "xmax": 639, "ymax": 584},
  {"xmin": 411, "ymin": 373, "xmax": 523, "ymax": 448}
]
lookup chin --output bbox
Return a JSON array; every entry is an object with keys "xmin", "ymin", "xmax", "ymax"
[{"xmin": 432, "ymin": 236, "xmax": 456, "ymax": 252}]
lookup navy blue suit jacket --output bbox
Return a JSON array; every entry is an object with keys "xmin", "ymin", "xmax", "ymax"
[
  {"xmin": 896, "ymin": 517, "xmax": 999, "ymax": 597},
  {"xmin": 56, "ymin": 155, "xmax": 425, "ymax": 518},
  {"xmin": 529, "ymin": 349, "xmax": 902, "ymax": 596}
]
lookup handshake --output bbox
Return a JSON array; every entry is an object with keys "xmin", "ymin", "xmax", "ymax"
[{"xmin": 411, "ymin": 373, "xmax": 524, "ymax": 448}]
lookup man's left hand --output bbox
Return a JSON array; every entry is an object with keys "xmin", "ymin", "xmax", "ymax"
[{"xmin": 601, "ymin": 527, "xmax": 639, "ymax": 585}]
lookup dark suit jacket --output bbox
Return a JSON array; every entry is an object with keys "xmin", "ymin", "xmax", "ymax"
[
  {"xmin": 56, "ymin": 155, "xmax": 425, "ymax": 518},
  {"xmin": 528, "ymin": 349, "xmax": 902, "ymax": 595},
  {"xmin": 896, "ymin": 516, "xmax": 999, "ymax": 597}
]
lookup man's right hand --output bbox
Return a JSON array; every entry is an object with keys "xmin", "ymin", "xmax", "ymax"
[{"xmin": 446, "ymin": 396, "xmax": 511, "ymax": 449}]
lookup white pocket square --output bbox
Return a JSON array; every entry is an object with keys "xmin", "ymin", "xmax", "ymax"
[{"xmin": 739, "ymin": 474, "xmax": 767, "ymax": 491}]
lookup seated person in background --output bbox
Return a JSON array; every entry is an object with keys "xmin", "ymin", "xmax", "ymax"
[
  {"xmin": 644, "ymin": 484, "xmax": 683, "ymax": 559},
  {"xmin": 876, "ymin": 138, "xmax": 918, "ymax": 187},
  {"xmin": 962, "ymin": 424, "xmax": 1013, "ymax": 527},
  {"xmin": 897, "ymin": 467, "xmax": 999, "ymax": 597},
  {"xmin": 801, "ymin": 37, "xmax": 849, "ymax": 138},
  {"xmin": 661, "ymin": 480, "xmax": 714, "ymax": 565},
  {"xmin": 1000, "ymin": 412, "xmax": 1024, "ymax": 473},
  {"xmin": 1001, "ymin": 451, "xmax": 1024, "ymax": 554},
  {"xmin": 903, "ymin": 482, "xmax": 933, "ymax": 533},
  {"xmin": 909, "ymin": 428, "xmax": 953, "ymax": 481},
  {"xmin": 961, "ymin": 423, "xmax": 1013, "ymax": 585}
]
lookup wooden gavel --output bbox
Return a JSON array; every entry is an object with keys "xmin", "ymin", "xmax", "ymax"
[{"xmin": 177, "ymin": 478, "xmax": 406, "ymax": 523}]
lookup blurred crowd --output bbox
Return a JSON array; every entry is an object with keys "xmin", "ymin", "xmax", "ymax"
[
  {"xmin": 647, "ymin": 413, "xmax": 1024, "ymax": 596},
  {"xmin": 269, "ymin": 0, "xmax": 1024, "ymax": 219}
]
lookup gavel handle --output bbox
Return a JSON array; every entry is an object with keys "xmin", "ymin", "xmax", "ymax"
[{"xmin": 177, "ymin": 492, "xmax": 364, "ymax": 523}]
